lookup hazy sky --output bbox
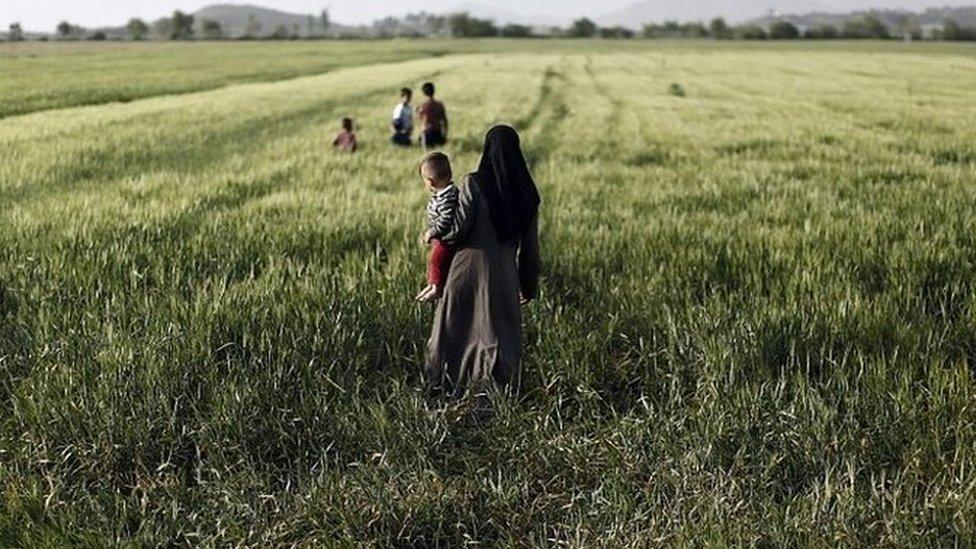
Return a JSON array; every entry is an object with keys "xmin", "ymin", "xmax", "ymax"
[{"xmin": 5, "ymin": 0, "xmax": 973, "ymax": 32}]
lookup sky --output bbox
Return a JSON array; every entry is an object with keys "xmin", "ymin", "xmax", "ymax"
[{"xmin": 4, "ymin": 0, "xmax": 973, "ymax": 32}]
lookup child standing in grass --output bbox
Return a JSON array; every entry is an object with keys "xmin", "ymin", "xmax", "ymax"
[
  {"xmin": 390, "ymin": 87, "xmax": 414, "ymax": 147},
  {"xmin": 418, "ymin": 82, "xmax": 448, "ymax": 149},
  {"xmin": 332, "ymin": 117, "xmax": 357, "ymax": 152},
  {"xmin": 416, "ymin": 152, "xmax": 459, "ymax": 302}
]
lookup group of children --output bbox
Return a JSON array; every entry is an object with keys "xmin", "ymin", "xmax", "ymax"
[
  {"xmin": 393, "ymin": 82, "xmax": 449, "ymax": 148},
  {"xmin": 330, "ymin": 83, "xmax": 459, "ymax": 302},
  {"xmin": 331, "ymin": 81, "xmax": 448, "ymax": 153}
]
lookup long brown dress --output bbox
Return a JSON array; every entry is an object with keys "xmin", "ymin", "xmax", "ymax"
[{"xmin": 425, "ymin": 174, "xmax": 540, "ymax": 397}]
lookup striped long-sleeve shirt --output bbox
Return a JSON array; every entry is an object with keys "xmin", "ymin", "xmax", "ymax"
[{"xmin": 426, "ymin": 184, "xmax": 459, "ymax": 240}]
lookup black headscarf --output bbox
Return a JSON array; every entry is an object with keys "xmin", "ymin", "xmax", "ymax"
[{"xmin": 474, "ymin": 125, "xmax": 541, "ymax": 243}]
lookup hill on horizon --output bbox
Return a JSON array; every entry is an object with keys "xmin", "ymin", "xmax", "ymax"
[
  {"xmin": 749, "ymin": 5, "xmax": 976, "ymax": 29},
  {"xmin": 597, "ymin": 0, "xmax": 834, "ymax": 27},
  {"xmin": 189, "ymin": 1, "xmax": 976, "ymax": 35},
  {"xmin": 24, "ymin": 1, "xmax": 976, "ymax": 38},
  {"xmin": 595, "ymin": 0, "xmax": 976, "ymax": 28},
  {"xmin": 451, "ymin": 3, "xmax": 568, "ymax": 28},
  {"xmin": 73, "ymin": 3, "xmax": 349, "ymax": 39}
]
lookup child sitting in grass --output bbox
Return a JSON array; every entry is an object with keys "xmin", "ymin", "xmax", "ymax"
[
  {"xmin": 416, "ymin": 152, "xmax": 459, "ymax": 302},
  {"xmin": 332, "ymin": 117, "xmax": 357, "ymax": 152}
]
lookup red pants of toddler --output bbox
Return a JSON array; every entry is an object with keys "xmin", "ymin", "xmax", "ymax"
[{"xmin": 427, "ymin": 240, "xmax": 457, "ymax": 288}]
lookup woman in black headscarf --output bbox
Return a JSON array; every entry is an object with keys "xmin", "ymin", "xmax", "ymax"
[{"xmin": 425, "ymin": 125, "xmax": 541, "ymax": 398}]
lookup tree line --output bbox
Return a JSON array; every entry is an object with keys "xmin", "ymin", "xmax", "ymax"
[
  {"xmin": 631, "ymin": 16, "xmax": 975, "ymax": 41},
  {"xmin": 7, "ymin": 10, "xmax": 331, "ymax": 42},
  {"xmin": 5, "ymin": 11, "xmax": 976, "ymax": 42}
]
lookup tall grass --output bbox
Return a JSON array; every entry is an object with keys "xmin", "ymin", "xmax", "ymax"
[{"xmin": 1, "ymin": 43, "xmax": 976, "ymax": 545}]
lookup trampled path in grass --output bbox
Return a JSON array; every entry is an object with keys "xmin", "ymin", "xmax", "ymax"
[{"xmin": 2, "ymin": 43, "xmax": 976, "ymax": 544}]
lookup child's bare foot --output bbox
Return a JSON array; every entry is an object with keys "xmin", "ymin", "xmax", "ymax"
[{"xmin": 415, "ymin": 284, "xmax": 442, "ymax": 302}]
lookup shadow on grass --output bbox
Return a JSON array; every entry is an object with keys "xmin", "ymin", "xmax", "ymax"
[{"xmin": 0, "ymin": 278, "xmax": 33, "ymax": 397}]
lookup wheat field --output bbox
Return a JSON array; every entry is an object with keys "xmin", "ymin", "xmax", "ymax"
[{"xmin": 2, "ymin": 40, "xmax": 976, "ymax": 545}]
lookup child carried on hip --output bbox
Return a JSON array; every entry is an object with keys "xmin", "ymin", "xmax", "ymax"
[{"xmin": 416, "ymin": 152, "xmax": 459, "ymax": 302}]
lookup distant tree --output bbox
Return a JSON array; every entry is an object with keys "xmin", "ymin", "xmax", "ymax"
[
  {"xmin": 600, "ymin": 26, "xmax": 634, "ymax": 39},
  {"xmin": 152, "ymin": 18, "xmax": 173, "ymax": 40},
  {"xmin": 501, "ymin": 24, "xmax": 533, "ymax": 38},
  {"xmin": 321, "ymin": 9, "xmax": 330, "ymax": 31},
  {"xmin": 680, "ymin": 22, "xmax": 708, "ymax": 38},
  {"xmin": 127, "ymin": 18, "xmax": 149, "ymax": 41},
  {"xmin": 372, "ymin": 16, "xmax": 396, "ymax": 38},
  {"xmin": 896, "ymin": 16, "xmax": 923, "ymax": 41},
  {"xmin": 769, "ymin": 20, "xmax": 800, "ymax": 39},
  {"xmin": 643, "ymin": 22, "xmax": 671, "ymax": 38},
  {"xmin": 942, "ymin": 19, "xmax": 962, "ymax": 39},
  {"xmin": 8, "ymin": 23, "xmax": 25, "ymax": 41},
  {"xmin": 291, "ymin": 23, "xmax": 300, "ymax": 39},
  {"xmin": 644, "ymin": 21, "xmax": 703, "ymax": 39},
  {"xmin": 57, "ymin": 21, "xmax": 77, "ymax": 39},
  {"xmin": 942, "ymin": 19, "xmax": 976, "ymax": 41},
  {"xmin": 735, "ymin": 24, "xmax": 768, "ymax": 40},
  {"xmin": 364, "ymin": 12, "xmax": 461, "ymax": 38},
  {"xmin": 306, "ymin": 15, "xmax": 316, "ymax": 36},
  {"xmin": 804, "ymin": 24, "xmax": 839, "ymax": 39},
  {"xmin": 447, "ymin": 13, "xmax": 497, "ymax": 37},
  {"xmin": 271, "ymin": 24, "xmax": 289, "ymax": 39},
  {"xmin": 842, "ymin": 15, "xmax": 890, "ymax": 39},
  {"xmin": 200, "ymin": 19, "xmax": 223, "ymax": 40},
  {"xmin": 541, "ymin": 26, "xmax": 564, "ymax": 37},
  {"xmin": 169, "ymin": 10, "xmax": 195, "ymax": 40},
  {"xmin": 429, "ymin": 15, "xmax": 447, "ymax": 35},
  {"xmin": 709, "ymin": 17, "xmax": 732, "ymax": 39},
  {"xmin": 957, "ymin": 22, "xmax": 976, "ymax": 40},
  {"xmin": 568, "ymin": 17, "xmax": 598, "ymax": 38},
  {"xmin": 244, "ymin": 15, "xmax": 262, "ymax": 38},
  {"xmin": 88, "ymin": 31, "xmax": 107, "ymax": 41}
]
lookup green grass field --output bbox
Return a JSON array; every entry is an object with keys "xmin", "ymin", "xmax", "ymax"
[{"xmin": 2, "ymin": 40, "xmax": 976, "ymax": 545}]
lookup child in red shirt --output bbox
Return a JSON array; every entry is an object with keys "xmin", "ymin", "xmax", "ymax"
[
  {"xmin": 332, "ymin": 117, "xmax": 357, "ymax": 152},
  {"xmin": 418, "ymin": 82, "xmax": 448, "ymax": 148}
]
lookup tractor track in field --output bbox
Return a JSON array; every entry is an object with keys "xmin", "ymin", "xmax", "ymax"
[
  {"xmin": 584, "ymin": 56, "xmax": 624, "ymax": 130},
  {"xmin": 584, "ymin": 56, "xmax": 627, "ymax": 160},
  {"xmin": 513, "ymin": 61, "xmax": 571, "ymax": 170},
  {"xmin": 513, "ymin": 65, "xmax": 559, "ymax": 133}
]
